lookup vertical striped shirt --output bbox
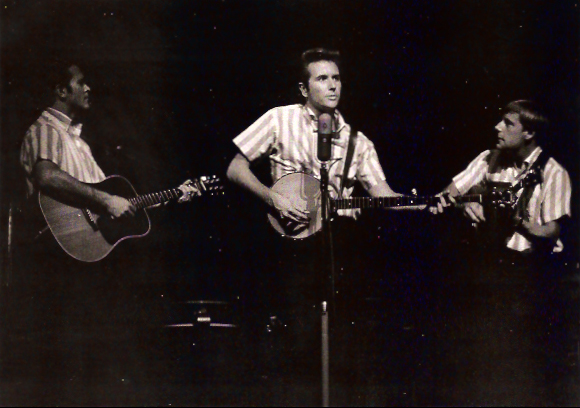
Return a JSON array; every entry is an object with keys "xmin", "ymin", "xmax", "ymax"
[
  {"xmin": 453, "ymin": 147, "xmax": 572, "ymax": 252},
  {"xmin": 20, "ymin": 108, "xmax": 106, "ymax": 197},
  {"xmin": 233, "ymin": 104, "xmax": 387, "ymax": 201}
]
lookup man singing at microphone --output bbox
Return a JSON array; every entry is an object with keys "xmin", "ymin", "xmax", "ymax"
[
  {"xmin": 226, "ymin": 48, "xmax": 406, "ymax": 387},
  {"xmin": 228, "ymin": 48, "xmax": 399, "ymax": 222}
]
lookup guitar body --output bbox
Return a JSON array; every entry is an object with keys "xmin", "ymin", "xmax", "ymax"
[
  {"xmin": 39, "ymin": 176, "xmax": 151, "ymax": 262},
  {"xmin": 267, "ymin": 173, "xmax": 323, "ymax": 239}
]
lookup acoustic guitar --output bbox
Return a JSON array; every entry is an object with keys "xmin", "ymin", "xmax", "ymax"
[{"xmin": 39, "ymin": 175, "xmax": 223, "ymax": 262}]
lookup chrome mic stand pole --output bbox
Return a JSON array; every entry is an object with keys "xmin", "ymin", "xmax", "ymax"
[
  {"xmin": 321, "ymin": 300, "xmax": 329, "ymax": 407},
  {"xmin": 319, "ymin": 161, "xmax": 334, "ymax": 407}
]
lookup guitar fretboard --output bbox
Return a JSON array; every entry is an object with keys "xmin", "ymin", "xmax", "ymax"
[
  {"xmin": 333, "ymin": 194, "xmax": 484, "ymax": 210},
  {"xmin": 129, "ymin": 188, "xmax": 183, "ymax": 210}
]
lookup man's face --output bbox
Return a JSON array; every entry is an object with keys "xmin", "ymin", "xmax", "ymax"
[
  {"xmin": 495, "ymin": 112, "xmax": 531, "ymax": 150},
  {"xmin": 301, "ymin": 60, "xmax": 341, "ymax": 115},
  {"xmin": 64, "ymin": 65, "xmax": 91, "ymax": 111}
]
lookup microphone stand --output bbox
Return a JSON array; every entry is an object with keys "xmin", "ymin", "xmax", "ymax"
[{"xmin": 319, "ymin": 160, "xmax": 335, "ymax": 407}]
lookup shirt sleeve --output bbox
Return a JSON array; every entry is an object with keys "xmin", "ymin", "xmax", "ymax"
[
  {"xmin": 540, "ymin": 162, "xmax": 572, "ymax": 224},
  {"xmin": 20, "ymin": 123, "xmax": 63, "ymax": 176},
  {"xmin": 452, "ymin": 150, "xmax": 491, "ymax": 195},
  {"xmin": 354, "ymin": 132, "xmax": 387, "ymax": 191},
  {"xmin": 232, "ymin": 108, "xmax": 277, "ymax": 162}
]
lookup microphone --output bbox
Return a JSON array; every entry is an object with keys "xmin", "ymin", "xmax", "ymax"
[{"xmin": 317, "ymin": 113, "xmax": 333, "ymax": 161}]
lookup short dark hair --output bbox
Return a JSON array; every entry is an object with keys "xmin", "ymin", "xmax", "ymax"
[
  {"xmin": 299, "ymin": 48, "xmax": 341, "ymax": 87},
  {"xmin": 45, "ymin": 59, "xmax": 77, "ymax": 94},
  {"xmin": 505, "ymin": 100, "xmax": 549, "ymax": 136}
]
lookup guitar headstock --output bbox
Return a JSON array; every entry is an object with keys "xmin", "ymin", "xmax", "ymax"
[
  {"xmin": 488, "ymin": 184, "xmax": 518, "ymax": 209},
  {"xmin": 177, "ymin": 175, "xmax": 224, "ymax": 203},
  {"xmin": 194, "ymin": 175, "xmax": 225, "ymax": 196}
]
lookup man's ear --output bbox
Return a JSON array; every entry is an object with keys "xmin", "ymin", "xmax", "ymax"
[
  {"xmin": 523, "ymin": 130, "xmax": 536, "ymax": 141},
  {"xmin": 55, "ymin": 85, "xmax": 68, "ymax": 99},
  {"xmin": 299, "ymin": 82, "xmax": 308, "ymax": 98}
]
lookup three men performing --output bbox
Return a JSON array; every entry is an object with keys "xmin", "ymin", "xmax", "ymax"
[{"xmin": 11, "ymin": 49, "xmax": 574, "ymax": 405}]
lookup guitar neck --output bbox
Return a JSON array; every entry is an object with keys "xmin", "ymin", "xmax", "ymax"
[
  {"xmin": 333, "ymin": 193, "xmax": 483, "ymax": 210},
  {"xmin": 453, "ymin": 194, "xmax": 485, "ymax": 205},
  {"xmin": 129, "ymin": 188, "xmax": 183, "ymax": 210}
]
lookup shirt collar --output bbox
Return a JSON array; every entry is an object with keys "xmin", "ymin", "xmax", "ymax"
[
  {"xmin": 45, "ymin": 108, "xmax": 83, "ymax": 137},
  {"xmin": 523, "ymin": 146, "xmax": 543, "ymax": 168}
]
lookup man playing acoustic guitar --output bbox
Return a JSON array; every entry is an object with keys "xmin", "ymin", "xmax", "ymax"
[
  {"xmin": 10, "ymin": 60, "xmax": 198, "ymax": 403},
  {"xmin": 20, "ymin": 62, "xmax": 198, "ymax": 223},
  {"xmin": 431, "ymin": 100, "xmax": 573, "ymax": 405}
]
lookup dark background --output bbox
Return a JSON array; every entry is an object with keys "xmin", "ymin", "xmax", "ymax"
[{"xmin": 0, "ymin": 0, "xmax": 579, "ymax": 404}]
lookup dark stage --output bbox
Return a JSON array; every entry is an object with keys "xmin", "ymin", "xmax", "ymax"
[{"xmin": 1, "ymin": 0, "xmax": 579, "ymax": 406}]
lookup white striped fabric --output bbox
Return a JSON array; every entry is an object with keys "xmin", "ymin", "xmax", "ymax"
[
  {"xmin": 453, "ymin": 147, "xmax": 572, "ymax": 252},
  {"xmin": 233, "ymin": 104, "xmax": 387, "ymax": 201},
  {"xmin": 20, "ymin": 108, "xmax": 106, "ymax": 197}
]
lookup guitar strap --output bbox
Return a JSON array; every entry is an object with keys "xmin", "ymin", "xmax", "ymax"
[
  {"xmin": 514, "ymin": 150, "xmax": 550, "ymax": 224},
  {"xmin": 340, "ymin": 126, "xmax": 358, "ymax": 197}
]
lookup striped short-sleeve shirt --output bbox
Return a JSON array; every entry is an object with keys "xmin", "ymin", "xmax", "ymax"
[
  {"xmin": 20, "ymin": 108, "xmax": 106, "ymax": 197},
  {"xmin": 233, "ymin": 104, "xmax": 387, "ymax": 201},
  {"xmin": 453, "ymin": 147, "xmax": 572, "ymax": 252}
]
